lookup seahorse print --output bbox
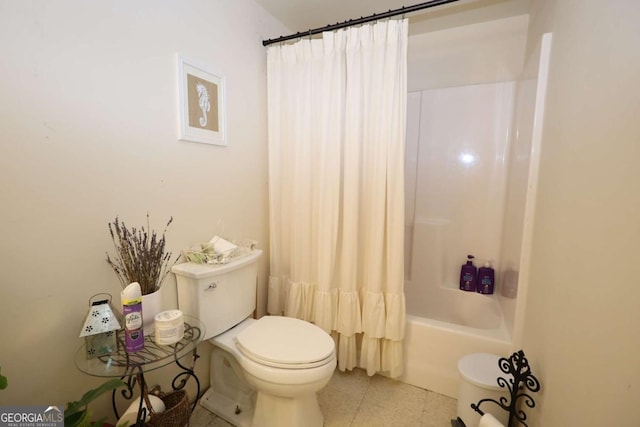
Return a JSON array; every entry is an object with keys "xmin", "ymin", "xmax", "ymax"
[{"xmin": 196, "ymin": 82, "xmax": 210, "ymax": 127}]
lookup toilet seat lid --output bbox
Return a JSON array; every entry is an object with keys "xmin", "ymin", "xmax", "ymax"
[{"xmin": 235, "ymin": 316, "xmax": 335, "ymax": 368}]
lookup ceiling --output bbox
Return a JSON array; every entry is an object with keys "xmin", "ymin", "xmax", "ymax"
[{"xmin": 255, "ymin": 0, "xmax": 532, "ymax": 38}]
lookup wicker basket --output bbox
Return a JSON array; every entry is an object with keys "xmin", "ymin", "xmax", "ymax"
[{"xmin": 145, "ymin": 389, "xmax": 190, "ymax": 427}]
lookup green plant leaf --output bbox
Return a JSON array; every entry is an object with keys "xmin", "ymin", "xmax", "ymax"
[
  {"xmin": 91, "ymin": 415, "xmax": 107, "ymax": 426},
  {"xmin": 64, "ymin": 409, "xmax": 90, "ymax": 427},
  {"xmin": 65, "ymin": 378, "xmax": 125, "ymax": 418},
  {"xmin": 0, "ymin": 365, "xmax": 7, "ymax": 390},
  {"xmin": 77, "ymin": 409, "xmax": 92, "ymax": 427}
]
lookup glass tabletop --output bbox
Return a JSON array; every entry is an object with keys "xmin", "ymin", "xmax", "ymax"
[{"xmin": 75, "ymin": 316, "xmax": 205, "ymax": 378}]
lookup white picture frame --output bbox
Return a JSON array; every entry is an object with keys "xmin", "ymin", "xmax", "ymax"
[{"xmin": 177, "ymin": 54, "xmax": 227, "ymax": 146}]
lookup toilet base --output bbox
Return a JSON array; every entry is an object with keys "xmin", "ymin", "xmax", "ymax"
[
  {"xmin": 200, "ymin": 387, "xmax": 255, "ymax": 427},
  {"xmin": 252, "ymin": 392, "xmax": 323, "ymax": 427},
  {"xmin": 200, "ymin": 345, "xmax": 257, "ymax": 427}
]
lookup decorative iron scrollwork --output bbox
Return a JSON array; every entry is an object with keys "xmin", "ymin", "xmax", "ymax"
[
  {"xmin": 171, "ymin": 322, "xmax": 202, "ymax": 412},
  {"xmin": 471, "ymin": 350, "xmax": 540, "ymax": 427},
  {"xmin": 107, "ymin": 323, "xmax": 203, "ymax": 420}
]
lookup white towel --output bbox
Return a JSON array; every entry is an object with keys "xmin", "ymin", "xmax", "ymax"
[
  {"xmin": 209, "ymin": 235, "xmax": 238, "ymax": 254},
  {"xmin": 479, "ymin": 413, "xmax": 505, "ymax": 427}
]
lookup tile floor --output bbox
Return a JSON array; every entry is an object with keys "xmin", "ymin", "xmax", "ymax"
[{"xmin": 189, "ymin": 368, "xmax": 458, "ymax": 427}]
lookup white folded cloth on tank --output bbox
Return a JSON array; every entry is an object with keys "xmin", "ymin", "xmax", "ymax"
[
  {"xmin": 210, "ymin": 235, "xmax": 238, "ymax": 254},
  {"xmin": 183, "ymin": 236, "xmax": 258, "ymax": 265},
  {"xmin": 479, "ymin": 413, "xmax": 505, "ymax": 427}
]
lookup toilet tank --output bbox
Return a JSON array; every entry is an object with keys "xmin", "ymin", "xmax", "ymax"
[{"xmin": 172, "ymin": 250, "xmax": 262, "ymax": 341}]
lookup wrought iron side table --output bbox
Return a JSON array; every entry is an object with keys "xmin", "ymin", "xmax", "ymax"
[{"xmin": 74, "ymin": 316, "xmax": 204, "ymax": 424}]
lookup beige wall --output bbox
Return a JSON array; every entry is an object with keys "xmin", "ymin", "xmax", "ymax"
[
  {"xmin": 0, "ymin": 0, "xmax": 286, "ymax": 420},
  {"xmin": 522, "ymin": 0, "xmax": 640, "ymax": 425}
]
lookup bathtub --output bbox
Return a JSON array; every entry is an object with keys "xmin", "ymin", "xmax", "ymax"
[{"xmin": 400, "ymin": 285, "xmax": 511, "ymax": 398}]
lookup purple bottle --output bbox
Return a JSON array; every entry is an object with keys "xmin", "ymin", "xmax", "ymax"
[
  {"xmin": 477, "ymin": 261, "xmax": 495, "ymax": 295},
  {"xmin": 459, "ymin": 255, "xmax": 477, "ymax": 292}
]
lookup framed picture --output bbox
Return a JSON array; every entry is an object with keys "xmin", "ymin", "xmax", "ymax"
[{"xmin": 177, "ymin": 54, "xmax": 226, "ymax": 146}]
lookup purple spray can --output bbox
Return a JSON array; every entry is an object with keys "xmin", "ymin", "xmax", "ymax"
[{"xmin": 121, "ymin": 282, "xmax": 144, "ymax": 352}]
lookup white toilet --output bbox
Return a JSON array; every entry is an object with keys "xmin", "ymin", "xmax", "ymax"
[{"xmin": 172, "ymin": 250, "xmax": 336, "ymax": 427}]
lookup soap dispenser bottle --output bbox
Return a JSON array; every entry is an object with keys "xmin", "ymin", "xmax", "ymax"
[
  {"xmin": 477, "ymin": 261, "xmax": 495, "ymax": 295},
  {"xmin": 459, "ymin": 255, "xmax": 477, "ymax": 292}
]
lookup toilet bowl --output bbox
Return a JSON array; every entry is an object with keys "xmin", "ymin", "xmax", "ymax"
[
  {"xmin": 171, "ymin": 250, "xmax": 336, "ymax": 427},
  {"xmin": 212, "ymin": 316, "xmax": 336, "ymax": 427}
]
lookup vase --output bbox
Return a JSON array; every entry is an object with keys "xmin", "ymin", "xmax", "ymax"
[{"xmin": 142, "ymin": 289, "xmax": 162, "ymax": 335}]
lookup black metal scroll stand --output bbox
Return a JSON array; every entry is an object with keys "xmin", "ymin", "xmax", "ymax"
[
  {"xmin": 466, "ymin": 350, "xmax": 541, "ymax": 427},
  {"xmin": 107, "ymin": 323, "xmax": 202, "ymax": 426}
]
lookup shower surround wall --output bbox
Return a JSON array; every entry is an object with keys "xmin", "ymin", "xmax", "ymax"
[{"xmin": 405, "ymin": 82, "xmax": 515, "ymax": 306}]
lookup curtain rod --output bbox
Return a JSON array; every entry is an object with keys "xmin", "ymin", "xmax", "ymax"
[{"xmin": 262, "ymin": 0, "xmax": 460, "ymax": 46}]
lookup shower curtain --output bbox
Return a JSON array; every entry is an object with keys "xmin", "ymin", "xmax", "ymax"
[{"xmin": 266, "ymin": 19, "xmax": 407, "ymax": 378}]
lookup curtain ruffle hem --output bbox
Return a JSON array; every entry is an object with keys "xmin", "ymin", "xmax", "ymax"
[{"xmin": 268, "ymin": 275, "xmax": 406, "ymax": 378}]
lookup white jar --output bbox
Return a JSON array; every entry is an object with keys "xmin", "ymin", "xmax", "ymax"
[{"xmin": 154, "ymin": 310, "xmax": 184, "ymax": 345}]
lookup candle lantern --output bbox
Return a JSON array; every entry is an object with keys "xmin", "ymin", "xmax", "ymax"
[{"xmin": 79, "ymin": 294, "xmax": 122, "ymax": 359}]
